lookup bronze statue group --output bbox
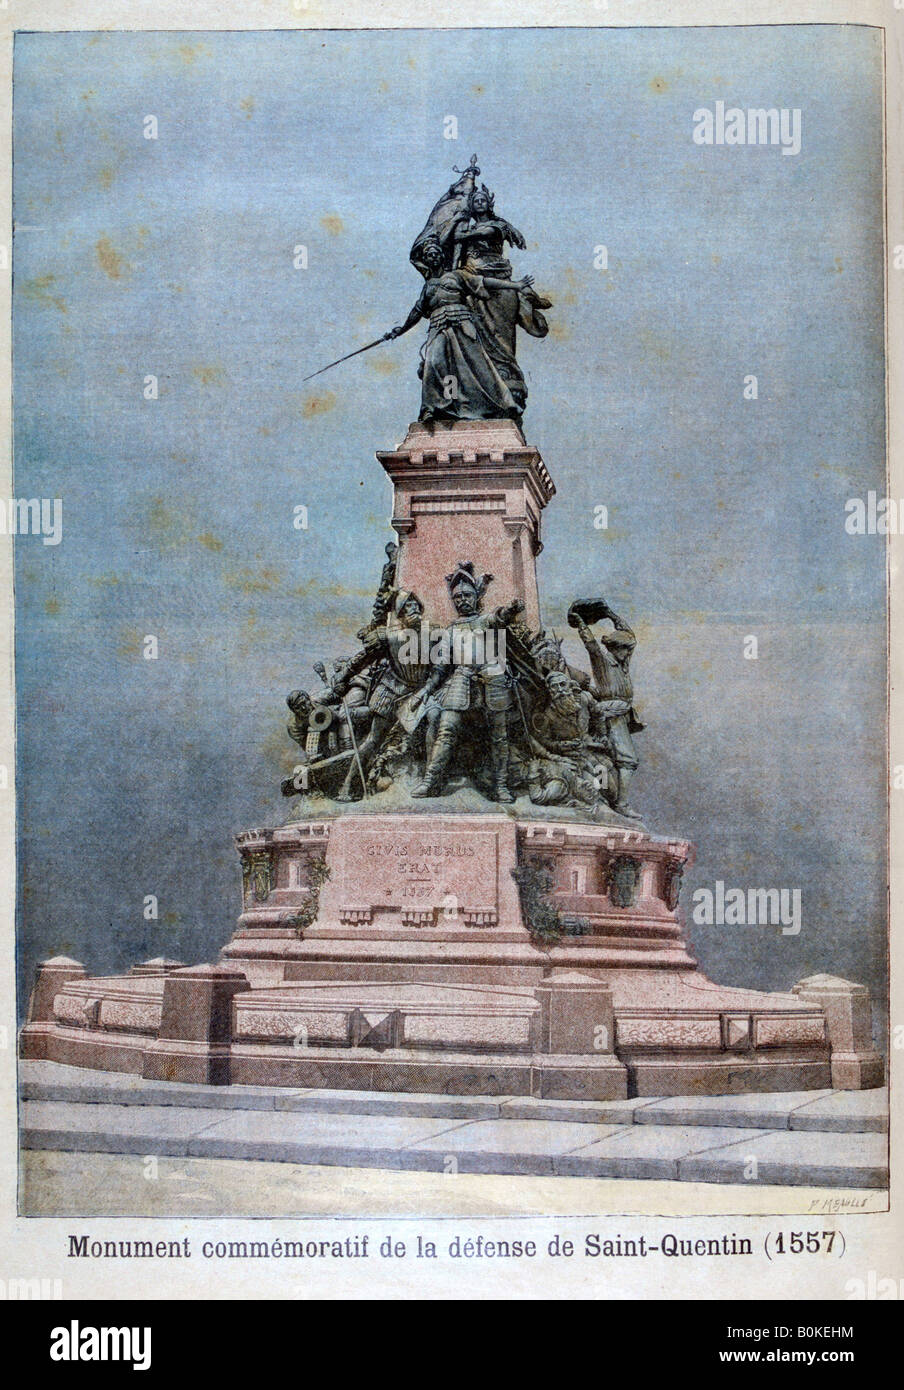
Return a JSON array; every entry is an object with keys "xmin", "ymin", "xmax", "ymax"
[{"xmin": 283, "ymin": 545, "xmax": 643, "ymax": 821}]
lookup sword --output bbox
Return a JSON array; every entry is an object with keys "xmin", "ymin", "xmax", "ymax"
[
  {"xmin": 302, "ymin": 336, "xmax": 391, "ymax": 383},
  {"xmin": 510, "ymin": 671, "xmax": 552, "ymax": 761},
  {"xmin": 340, "ymin": 695, "xmax": 370, "ymax": 798},
  {"xmin": 509, "ymin": 672, "xmax": 534, "ymax": 748}
]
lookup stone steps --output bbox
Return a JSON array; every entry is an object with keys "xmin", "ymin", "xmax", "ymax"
[{"xmin": 19, "ymin": 1063, "xmax": 888, "ymax": 1188}]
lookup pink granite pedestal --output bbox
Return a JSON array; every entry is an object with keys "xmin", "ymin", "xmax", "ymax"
[
  {"xmin": 20, "ymin": 809, "xmax": 884, "ymax": 1098},
  {"xmin": 378, "ymin": 419, "xmax": 553, "ymax": 628}
]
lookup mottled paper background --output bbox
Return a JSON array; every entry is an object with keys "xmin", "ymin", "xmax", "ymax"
[{"xmin": 13, "ymin": 25, "xmax": 886, "ymax": 1017}]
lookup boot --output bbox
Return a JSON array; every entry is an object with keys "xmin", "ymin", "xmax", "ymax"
[
  {"xmin": 490, "ymin": 721, "xmax": 515, "ymax": 804},
  {"xmin": 334, "ymin": 781, "xmax": 362, "ymax": 803},
  {"xmin": 411, "ymin": 719, "xmax": 455, "ymax": 797},
  {"xmin": 614, "ymin": 765, "xmax": 642, "ymax": 820},
  {"xmin": 335, "ymin": 759, "xmax": 365, "ymax": 802},
  {"xmin": 411, "ymin": 778, "xmax": 441, "ymax": 798}
]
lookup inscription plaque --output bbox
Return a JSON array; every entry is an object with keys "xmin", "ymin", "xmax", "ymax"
[{"xmin": 340, "ymin": 827, "xmax": 498, "ymax": 913}]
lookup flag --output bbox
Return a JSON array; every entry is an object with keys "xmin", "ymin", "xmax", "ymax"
[{"xmin": 409, "ymin": 155, "xmax": 480, "ymax": 273}]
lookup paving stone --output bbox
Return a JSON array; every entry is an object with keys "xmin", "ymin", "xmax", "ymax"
[
  {"xmin": 20, "ymin": 1097, "xmax": 890, "ymax": 1189},
  {"xmin": 556, "ymin": 1125, "xmax": 760, "ymax": 1180},
  {"xmin": 678, "ymin": 1128, "xmax": 889, "ymax": 1189},
  {"xmin": 633, "ymin": 1090, "xmax": 835, "ymax": 1131},
  {"xmin": 499, "ymin": 1096, "xmax": 656, "ymax": 1124},
  {"xmin": 19, "ymin": 1060, "xmax": 290, "ymax": 1111},
  {"xmin": 16, "ymin": 1062, "xmax": 890, "ymax": 1190},
  {"xmin": 27, "ymin": 1077, "xmax": 289, "ymax": 1112},
  {"xmin": 789, "ymin": 1088, "xmax": 889, "ymax": 1133},
  {"xmin": 21, "ymin": 1102, "xmax": 224, "ymax": 1157},
  {"xmin": 185, "ymin": 1108, "xmax": 469, "ymax": 1169},
  {"xmin": 18, "ymin": 1064, "xmax": 499, "ymax": 1120},
  {"xmin": 402, "ymin": 1119, "xmax": 626, "ymax": 1176},
  {"xmin": 273, "ymin": 1088, "xmax": 504, "ymax": 1120}
]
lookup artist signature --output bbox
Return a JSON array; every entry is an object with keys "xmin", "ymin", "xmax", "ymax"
[{"xmin": 805, "ymin": 1196, "xmax": 871, "ymax": 1214}]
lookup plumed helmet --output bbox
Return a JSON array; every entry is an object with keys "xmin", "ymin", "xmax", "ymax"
[{"xmin": 445, "ymin": 560, "xmax": 493, "ymax": 600}]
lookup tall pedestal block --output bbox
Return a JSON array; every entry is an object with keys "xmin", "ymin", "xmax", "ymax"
[{"xmin": 378, "ymin": 419, "xmax": 554, "ymax": 628}]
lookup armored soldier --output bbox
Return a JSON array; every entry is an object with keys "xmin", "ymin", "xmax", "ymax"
[
  {"xmin": 327, "ymin": 656, "xmax": 371, "ymax": 715},
  {"xmin": 329, "ymin": 590, "xmax": 432, "ymax": 801},
  {"xmin": 410, "ymin": 562, "xmax": 524, "ymax": 802}
]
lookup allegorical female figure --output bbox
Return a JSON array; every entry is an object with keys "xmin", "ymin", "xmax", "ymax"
[
  {"xmin": 450, "ymin": 184, "xmax": 551, "ymax": 372},
  {"xmin": 385, "ymin": 238, "xmax": 536, "ymax": 423},
  {"xmin": 302, "ymin": 159, "xmax": 552, "ymax": 423}
]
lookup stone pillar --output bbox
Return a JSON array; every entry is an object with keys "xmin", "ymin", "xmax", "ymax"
[
  {"xmin": 25, "ymin": 956, "xmax": 87, "ymax": 1024},
  {"xmin": 534, "ymin": 969, "xmax": 616, "ymax": 1053},
  {"xmin": 792, "ymin": 974, "xmax": 884, "ymax": 1090},
  {"xmin": 532, "ymin": 968, "xmax": 628, "ymax": 1100},
  {"xmin": 20, "ymin": 957, "xmax": 88, "ymax": 1058},
  {"xmin": 377, "ymin": 418, "xmax": 555, "ymax": 629},
  {"xmin": 141, "ymin": 964, "xmax": 250, "ymax": 1085}
]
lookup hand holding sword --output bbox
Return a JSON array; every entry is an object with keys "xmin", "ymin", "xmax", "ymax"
[
  {"xmin": 302, "ymin": 296, "xmax": 423, "ymax": 384},
  {"xmin": 302, "ymin": 320, "xmax": 415, "ymax": 385}
]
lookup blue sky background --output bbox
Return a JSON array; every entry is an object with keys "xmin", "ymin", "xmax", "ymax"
[{"xmin": 12, "ymin": 26, "xmax": 886, "ymax": 1012}]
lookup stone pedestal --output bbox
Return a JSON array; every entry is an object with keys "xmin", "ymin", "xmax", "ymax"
[
  {"xmin": 24, "ymin": 956, "xmax": 87, "ymax": 1025},
  {"xmin": 19, "ymin": 957, "xmax": 88, "ymax": 1061},
  {"xmin": 793, "ymin": 974, "xmax": 885, "ymax": 1090},
  {"xmin": 141, "ymin": 965, "xmax": 250, "ymax": 1085},
  {"xmin": 220, "ymin": 814, "xmax": 698, "ymax": 988},
  {"xmin": 20, "ymin": 814, "xmax": 885, "ymax": 1097},
  {"xmin": 378, "ymin": 419, "xmax": 554, "ymax": 628}
]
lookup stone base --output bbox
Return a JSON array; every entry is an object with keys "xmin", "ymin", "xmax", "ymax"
[
  {"xmin": 18, "ymin": 1013, "xmax": 837, "ymax": 1099},
  {"xmin": 222, "ymin": 812, "xmax": 699, "ymax": 986},
  {"xmin": 18, "ymin": 813, "xmax": 885, "ymax": 1099}
]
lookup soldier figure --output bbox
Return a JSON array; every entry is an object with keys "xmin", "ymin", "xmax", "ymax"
[
  {"xmin": 567, "ymin": 601, "xmax": 644, "ymax": 820},
  {"xmin": 285, "ymin": 688, "xmax": 314, "ymax": 752},
  {"xmin": 532, "ymin": 669, "xmax": 629, "ymax": 757},
  {"xmin": 357, "ymin": 542, "xmax": 400, "ymax": 638},
  {"xmin": 410, "ymin": 562, "xmax": 524, "ymax": 802},
  {"xmin": 329, "ymin": 590, "xmax": 431, "ymax": 801},
  {"xmin": 528, "ymin": 669, "xmax": 629, "ymax": 809}
]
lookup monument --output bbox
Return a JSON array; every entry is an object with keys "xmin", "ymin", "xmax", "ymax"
[{"xmin": 20, "ymin": 158, "xmax": 884, "ymax": 1099}]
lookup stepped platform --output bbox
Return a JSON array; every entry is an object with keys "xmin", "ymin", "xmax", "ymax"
[{"xmin": 19, "ymin": 1062, "xmax": 889, "ymax": 1191}]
